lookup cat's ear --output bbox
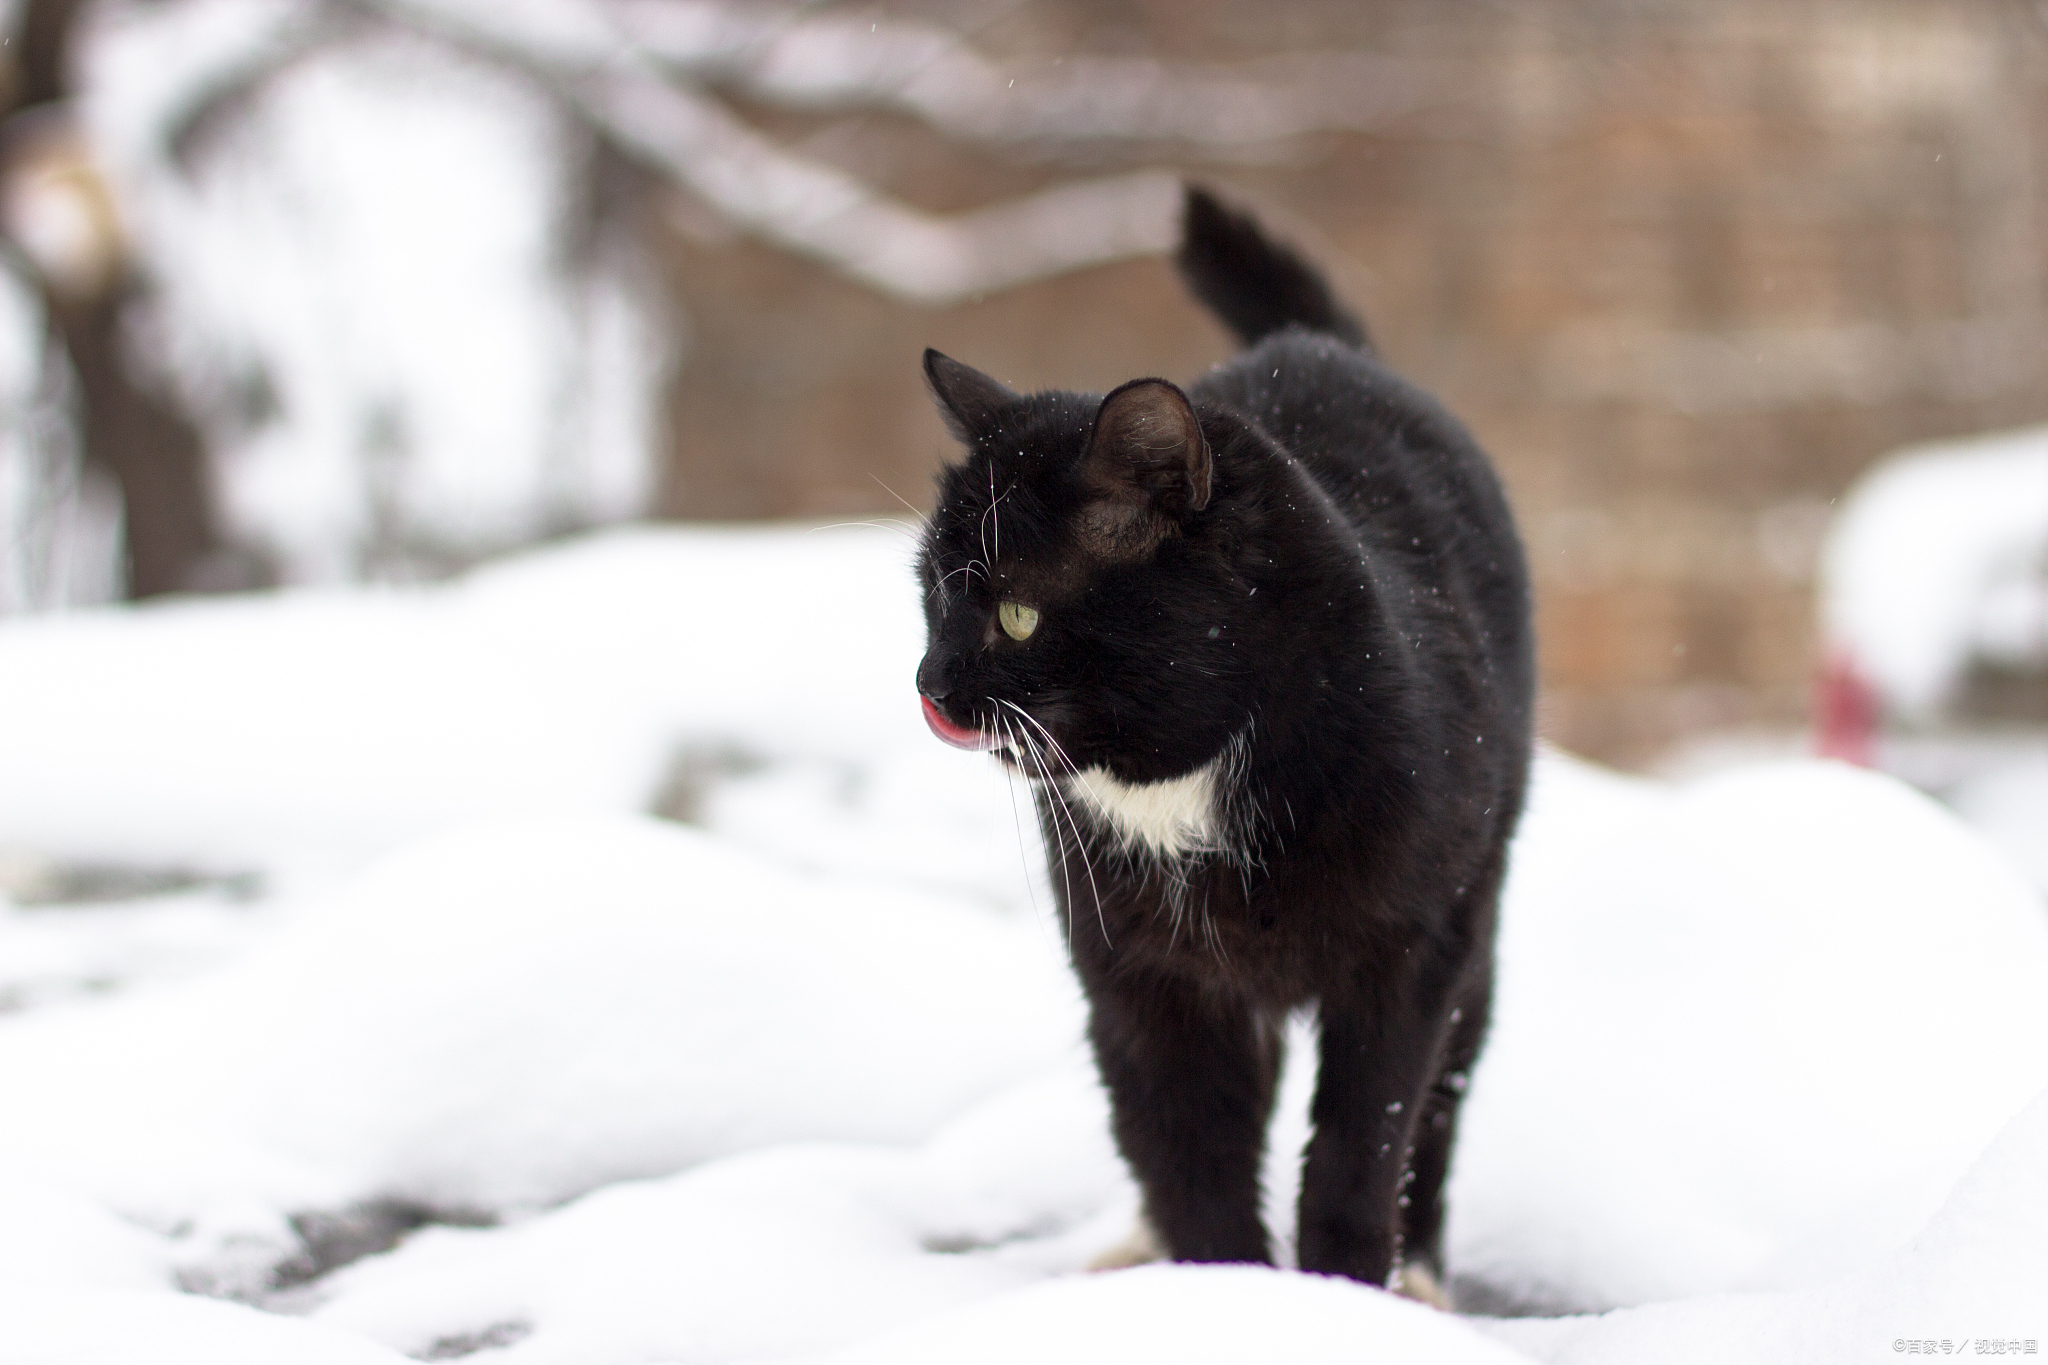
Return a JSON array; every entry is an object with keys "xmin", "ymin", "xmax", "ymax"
[
  {"xmin": 1078, "ymin": 378, "xmax": 1212, "ymax": 522},
  {"xmin": 924, "ymin": 350, "xmax": 1019, "ymax": 445}
]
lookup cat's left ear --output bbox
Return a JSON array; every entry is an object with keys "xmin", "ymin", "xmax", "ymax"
[{"xmin": 1078, "ymin": 378, "xmax": 1212, "ymax": 520}]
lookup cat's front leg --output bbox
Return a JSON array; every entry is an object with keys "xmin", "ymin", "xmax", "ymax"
[
  {"xmin": 1083, "ymin": 972, "xmax": 1279, "ymax": 1266},
  {"xmin": 1295, "ymin": 986, "xmax": 1446, "ymax": 1285}
]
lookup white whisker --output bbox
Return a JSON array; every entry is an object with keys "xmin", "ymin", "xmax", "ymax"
[
  {"xmin": 1008, "ymin": 713, "xmax": 1077, "ymax": 959},
  {"xmin": 991, "ymin": 714, "xmax": 1054, "ymax": 949},
  {"xmin": 1000, "ymin": 698, "xmax": 1109, "ymax": 951},
  {"xmin": 807, "ymin": 518, "xmax": 922, "ymax": 544},
  {"xmin": 978, "ymin": 476, "xmax": 1013, "ymax": 578},
  {"xmin": 867, "ymin": 474, "xmax": 930, "ymax": 527},
  {"xmin": 928, "ymin": 559, "xmax": 987, "ymax": 610}
]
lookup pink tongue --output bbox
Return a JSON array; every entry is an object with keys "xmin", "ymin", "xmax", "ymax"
[{"xmin": 922, "ymin": 695, "xmax": 1001, "ymax": 750}]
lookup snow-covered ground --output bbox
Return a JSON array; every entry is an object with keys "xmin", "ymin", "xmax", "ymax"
[{"xmin": 2, "ymin": 524, "xmax": 2044, "ymax": 1363}]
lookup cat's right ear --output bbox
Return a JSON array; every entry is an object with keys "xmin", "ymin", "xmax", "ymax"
[
  {"xmin": 924, "ymin": 350, "xmax": 1019, "ymax": 446},
  {"xmin": 1079, "ymin": 378, "xmax": 1211, "ymax": 515},
  {"xmin": 1072, "ymin": 378, "xmax": 1211, "ymax": 559}
]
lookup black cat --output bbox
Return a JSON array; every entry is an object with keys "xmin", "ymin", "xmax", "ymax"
[{"xmin": 913, "ymin": 186, "xmax": 1533, "ymax": 1300}]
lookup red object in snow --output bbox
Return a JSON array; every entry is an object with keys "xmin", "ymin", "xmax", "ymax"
[{"xmin": 1813, "ymin": 646, "xmax": 1880, "ymax": 767}]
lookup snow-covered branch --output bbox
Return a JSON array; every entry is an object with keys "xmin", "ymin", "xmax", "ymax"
[
  {"xmin": 356, "ymin": 0, "xmax": 1187, "ymax": 304},
  {"xmin": 612, "ymin": 1, "xmax": 1427, "ymax": 149},
  {"xmin": 580, "ymin": 74, "xmax": 1182, "ymax": 304},
  {"xmin": 86, "ymin": 0, "xmax": 335, "ymax": 169},
  {"xmin": 118, "ymin": 0, "xmax": 1414, "ymax": 305}
]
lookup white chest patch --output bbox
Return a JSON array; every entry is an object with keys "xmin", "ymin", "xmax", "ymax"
[{"xmin": 1067, "ymin": 759, "xmax": 1223, "ymax": 860}]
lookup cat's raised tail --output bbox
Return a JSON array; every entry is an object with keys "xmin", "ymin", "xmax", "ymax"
[{"xmin": 1175, "ymin": 184, "xmax": 1369, "ymax": 352}]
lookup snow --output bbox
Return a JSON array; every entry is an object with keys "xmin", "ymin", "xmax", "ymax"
[
  {"xmin": 308, "ymin": 1069, "xmax": 1128, "ymax": 1364},
  {"xmin": 0, "ymin": 1169, "xmax": 174, "ymax": 1292},
  {"xmin": 797, "ymin": 1264, "xmax": 1535, "ymax": 1365},
  {"xmin": 1448, "ymin": 756, "xmax": 2048, "ymax": 1312},
  {"xmin": 1821, "ymin": 423, "xmax": 2048, "ymax": 717},
  {"xmin": 0, "ymin": 813, "xmax": 1082, "ymax": 1231},
  {"xmin": 1, "ymin": 523, "xmax": 2045, "ymax": 1362},
  {"xmin": 1, "ymin": 1288, "xmax": 417, "ymax": 1364},
  {"xmin": 0, "ymin": 880, "xmax": 274, "ymax": 1013},
  {"xmin": 0, "ymin": 525, "xmax": 968, "ymax": 884},
  {"xmin": 1949, "ymin": 755, "xmax": 2048, "ymax": 893},
  {"xmin": 1485, "ymin": 1087, "xmax": 2048, "ymax": 1364}
]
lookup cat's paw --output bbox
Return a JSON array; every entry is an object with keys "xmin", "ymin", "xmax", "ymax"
[
  {"xmin": 1393, "ymin": 1262, "xmax": 1452, "ymax": 1310},
  {"xmin": 1085, "ymin": 1215, "xmax": 1164, "ymax": 1271}
]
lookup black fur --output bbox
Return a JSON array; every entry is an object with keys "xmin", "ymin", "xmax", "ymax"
[{"xmin": 913, "ymin": 185, "xmax": 1534, "ymax": 1290}]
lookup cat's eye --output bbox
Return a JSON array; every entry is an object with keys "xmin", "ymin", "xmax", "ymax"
[{"xmin": 998, "ymin": 600, "xmax": 1040, "ymax": 641}]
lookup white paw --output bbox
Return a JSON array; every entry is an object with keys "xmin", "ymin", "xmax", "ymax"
[
  {"xmin": 1393, "ymin": 1262, "xmax": 1452, "ymax": 1310},
  {"xmin": 1086, "ymin": 1214, "xmax": 1164, "ymax": 1271}
]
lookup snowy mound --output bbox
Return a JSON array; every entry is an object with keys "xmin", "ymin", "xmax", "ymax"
[
  {"xmin": 0, "ymin": 813, "xmax": 1082, "ymax": 1241},
  {"xmin": 1, "ymin": 525, "xmax": 2044, "ymax": 1362},
  {"xmin": 1450, "ymin": 756, "xmax": 2048, "ymax": 1312},
  {"xmin": 0, "ymin": 526, "xmax": 943, "ymax": 879},
  {"xmin": 1, "ymin": 1287, "xmax": 415, "ymax": 1365},
  {"xmin": 1487, "ymin": 1086, "xmax": 2048, "ymax": 1365},
  {"xmin": 802, "ymin": 1263, "xmax": 1534, "ymax": 1365},
  {"xmin": 1822, "ymin": 424, "xmax": 2048, "ymax": 717}
]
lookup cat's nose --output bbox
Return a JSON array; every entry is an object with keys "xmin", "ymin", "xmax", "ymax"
[{"xmin": 915, "ymin": 653, "xmax": 953, "ymax": 701}]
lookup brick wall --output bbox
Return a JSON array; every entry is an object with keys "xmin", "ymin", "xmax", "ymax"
[{"xmin": 653, "ymin": 0, "xmax": 2048, "ymax": 764}]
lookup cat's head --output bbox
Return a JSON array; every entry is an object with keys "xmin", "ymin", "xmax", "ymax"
[{"xmin": 913, "ymin": 350, "xmax": 1251, "ymax": 784}]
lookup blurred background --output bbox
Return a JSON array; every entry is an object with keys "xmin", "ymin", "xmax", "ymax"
[{"xmin": 2, "ymin": 0, "xmax": 2045, "ymax": 788}]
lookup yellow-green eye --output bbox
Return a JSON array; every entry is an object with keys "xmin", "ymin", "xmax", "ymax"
[{"xmin": 998, "ymin": 600, "xmax": 1040, "ymax": 641}]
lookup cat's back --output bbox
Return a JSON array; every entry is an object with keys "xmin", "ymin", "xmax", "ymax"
[{"xmin": 1193, "ymin": 331, "xmax": 1529, "ymax": 661}]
